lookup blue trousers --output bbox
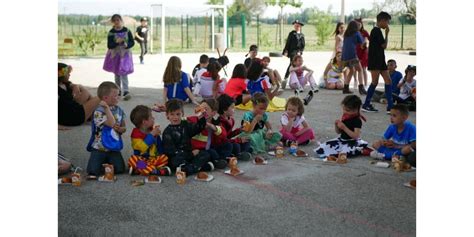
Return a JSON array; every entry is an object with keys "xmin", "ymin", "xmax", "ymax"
[{"xmin": 87, "ymin": 150, "xmax": 125, "ymax": 176}]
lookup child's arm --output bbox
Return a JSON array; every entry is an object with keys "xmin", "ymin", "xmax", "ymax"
[
  {"xmin": 126, "ymin": 30, "xmax": 135, "ymax": 49},
  {"xmin": 107, "ymin": 32, "xmax": 118, "ymax": 49},
  {"xmin": 99, "ymin": 101, "xmax": 116, "ymax": 127},
  {"xmin": 162, "ymin": 129, "xmax": 177, "ymax": 155},
  {"xmin": 336, "ymin": 120, "xmax": 360, "ymax": 139},
  {"xmin": 323, "ymin": 63, "xmax": 332, "ymax": 82},
  {"xmin": 189, "ymin": 116, "xmax": 207, "ymax": 137},
  {"xmin": 334, "ymin": 120, "xmax": 341, "ymax": 134},
  {"xmin": 113, "ymin": 119, "xmax": 127, "ymax": 135},
  {"xmin": 302, "ymin": 65, "xmax": 314, "ymax": 75},
  {"xmin": 294, "ymin": 120, "xmax": 310, "ymax": 136},
  {"xmin": 281, "ymin": 114, "xmax": 294, "ymax": 132},
  {"xmin": 131, "ymin": 130, "xmax": 158, "ymax": 154},
  {"xmin": 184, "ymin": 87, "xmax": 198, "ymax": 105},
  {"xmin": 381, "ymin": 26, "xmax": 389, "ymax": 49},
  {"xmin": 288, "ymin": 65, "xmax": 300, "ymax": 73},
  {"xmin": 212, "ymin": 79, "xmax": 219, "ymax": 98},
  {"xmin": 264, "ymin": 121, "xmax": 274, "ymax": 139},
  {"xmin": 163, "ymin": 87, "xmax": 168, "ymax": 103}
]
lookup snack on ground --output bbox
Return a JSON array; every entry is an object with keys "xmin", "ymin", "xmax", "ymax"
[
  {"xmin": 145, "ymin": 175, "xmax": 161, "ymax": 184},
  {"xmin": 289, "ymin": 141, "xmax": 298, "ymax": 155},
  {"xmin": 410, "ymin": 179, "xmax": 416, "ymax": 188},
  {"xmin": 58, "ymin": 177, "xmax": 72, "ymax": 184},
  {"xmin": 242, "ymin": 121, "xmax": 252, "ymax": 133},
  {"xmin": 275, "ymin": 146, "xmax": 284, "ymax": 158},
  {"xmin": 228, "ymin": 157, "xmax": 238, "ymax": 169},
  {"xmin": 176, "ymin": 167, "xmax": 186, "ymax": 185},
  {"xmin": 197, "ymin": 172, "xmax": 209, "ymax": 180},
  {"xmin": 254, "ymin": 156, "xmax": 266, "ymax": 165},
  {"xmin": 99, "ymin": 163, "xmax": 116, "ymax": 182},
  {"xmin": 326, "ymin": 156, "xmax": 337, "ymax": 162},
  {"xmin": 132, "ymin": 180, "xmax": 145, "ymax": 186},
  {"xmin": 71, "ymin": 172, "xmax": 81, "ymax": 186},
  {"xmin": 392, "ymin": 159, "xmax": 411, "ymax": 172},
  {"xmin": 295, "ymin": 149, "xmax": 308, "ymax": 157},
  {"xmin": 230, "ymin": 167, "xmax": 241, "ymax": 176},
  {"xmin": 336, "ymin": 153, "xmax": 348, "ymax": 164}
]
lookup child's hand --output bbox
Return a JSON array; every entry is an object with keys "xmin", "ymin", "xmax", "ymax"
[
  {"xmin": 206, "ymin": 122, "xmax": 217, "ymax": 132},
  {"xmin": 192, "ymin": 149, "xmax": 200, "ymax": 156},
  {"xmin": 116, "ymin": 38, "xmax": 124, "ymax": 43},
  {"xmin": 335, "ymin": 120, "xmax": 346, "ymax": 130},
  {"xmin": 99, "ymin": 101, "xmax": 109, "ymax": 109},
  {"xmin": 152, "ymin": 103, "xmax": 166, "ymax": 112},
  {"xmin": 240, "ymin": 136, "xmax": 249, "ymax": 143},
  {"xmin": 265, "ymin": 130, "xmax": 273, "ymax": 139},
  {"xmin": 151, "ymin": 125, "xmax": 161, "ymax": 136},
  {"xmin": 113, "ymin": 124, "xmax": 126, "ymax": 134},
  {"xmin": 384, "ymin": 140, "xmax": 395, "ymax": 148},
  {"xmin": 385, "ymin": 26, "xmax": 390, "ymax": 34}
]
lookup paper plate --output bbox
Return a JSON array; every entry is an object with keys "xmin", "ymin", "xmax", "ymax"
[
  {"xmin": 252, "ymin": 159, "xmax": 268, "ymax": 165},
  {"xmin": 144, "ymin": 177, "xmax": 162, "ymax": 184},
  {"xmin": 267, "ymin": 151, "xmax": 276, "ymax": 156},
  {"xmin": 194, "ymin": 174, "xmax": 214, "ymax": 182},
  {"xmin": 224, "ymin": 169, "xmax": 245, "ymax": 176}
]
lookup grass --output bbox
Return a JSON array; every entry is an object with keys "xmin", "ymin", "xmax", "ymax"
[{"xmin": 58, "ymin": 22, "xmax": 416, "ymax": 57}]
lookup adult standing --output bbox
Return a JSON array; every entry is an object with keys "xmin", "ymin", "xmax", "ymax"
[
  {"xmin": 135, "ymin": 17, "xmax": 149, "ymax": 64},
  {"xmin": 283, "ymin": 20, "xmax": 305, "ymax": 87}
]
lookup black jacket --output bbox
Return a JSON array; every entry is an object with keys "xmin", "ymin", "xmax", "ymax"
[
  {"xmin": 162, "ymin": 117, "xmax": 206, "ymax": 157},
  {"xmin": 282, "ymin": 30, "xmax": 305, "ymax": 56}
]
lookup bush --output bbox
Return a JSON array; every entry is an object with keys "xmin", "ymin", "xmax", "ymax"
[{"xmin": 309, "ymin": 9, "xmax": 334, "ymax": 46}]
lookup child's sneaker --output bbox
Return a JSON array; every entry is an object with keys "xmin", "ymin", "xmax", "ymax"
[
  {"xmin": 200, "ymin": 162, "xmax": 215, "ymax": 172},
  {"xmin": 303, "ymin": 90, "xmax": 314, "ymax": 106},
  {"xmin": 370, "ymin": 151, "xmax": 385, "ymax": 160},
  {"xmin": 128, "ymin": 166, "xmax": 134, "ymax": 175},
  {"xmin": 281, "ymin": 80, "xmax": 287, "ymax": 89},
  {"xmin": 212, "ymin": 159, "xmax": 228, "ymax": 169},
  {"xmin": 358, "ymin": 85, "xmax": 367, "ymax": 95},
  {"xmin": 362, "ymin": 104, "xmax": 378, "ymax": 112},
  {"xmin": 237, "ymin": 152, "xmax": 252, "ymax": 161},
  {"xmin": 123, "ymin": 91, "xmax": 131, "ymax": 101}
]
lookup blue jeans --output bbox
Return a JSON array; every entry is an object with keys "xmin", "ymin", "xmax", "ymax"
[
  {"xmin": 231, "ymin": 142, "xmax": 252, "ymax": 155},
  {"xmin": 87, "ymin": 150, "xmax": 125, "ymax": 175},
  {"xmin": 169, "ymin": 151, "xmax": 210, "ymax": 175},
  {"xmin": 210, "ymin": 142, "xmax": 234, "ymax": 160},
  {"xmin": 377, "ymin": 146, "xmax": 402, "ymax": 160}
]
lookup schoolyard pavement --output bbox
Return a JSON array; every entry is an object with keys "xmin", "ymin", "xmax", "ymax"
[{"xmin": 58, "ymin": 51, "xmax": 416, "ymax": 237}]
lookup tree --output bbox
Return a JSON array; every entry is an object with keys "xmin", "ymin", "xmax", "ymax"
[
  {"xmin": 228, "ymin": 0, "xmax": 266, "ymax": 25},
  {"xmin": 265, "ymin": 0, "xmax": 303, "ymax": 45},
  {"xmin": 309, "ymin": 8, "xmax": 334, "ymax": 46},
  {"xmin": 372, "ymin": 0, "xmax": 416, "ymax": 19}
]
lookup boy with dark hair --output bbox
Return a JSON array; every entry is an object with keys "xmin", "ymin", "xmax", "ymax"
[
  {"xmin": 128, "ymin": 105, "xmax": 171, "ymax": 176},
  {"xmin": 135, "ymin": 17, "xmax": 149, "ymax": 64},
  {"xmin": 192, "ymin": 54, "xmax": 210, "ymax": 94},
  {"xmin": 244, "ymin": 44, "xmax": 258, "ymax": 69},
  {"xmin": 162, "ymin": 99, "xmax": 214, "ymax": 175},
  {"xmin": 86, "ymin": 81, "xmax": 126, "ymax": 179},
  {"xmin": 371, "ymin": 59, "xmax": 403, "ymax": 103},
  {"xmin": 362, "ymin": 11, "xmax": 393, "ymax": 113},
  {"xmin": 370, "ymin": 104, "xmax": 416, "ymax": 160}
]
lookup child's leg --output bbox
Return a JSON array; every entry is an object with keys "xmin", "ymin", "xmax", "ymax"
[
  {"xmin": 305, "ymin": 73, "xmax": 318, "ymax": 91},
  {"xmin": 280, "ymin": 128, "xmax": 298, "ymax": 142},
  {"xmin": 216, "ymin": 142, "xmax": 233, "ymax": 159},
  {"xmin": 326, "ymin": 82, "xmax": 336, "ymax": 89},
  {"xmin": 296, "ymin": 128, "xmax": 315, "ymax": 145},
  {"xmin": 192, "ymin": 150, "xmax": 211, "ymax": 173},
  {"xmin": 363, "ymin": 70, "xmax": 381, "ymax": 107},
  {"xmin": 355, "ymin": 62, "xmax": 364, "ymax": 86},
  {"xmin": 240, "ymin": 142, "xmax": 252, "ymax": 153},
  {"xmin": 372, "ymin": 140, "xmax": 383, "ymax": 149},
  {"xmin": 336, "ymin": 81, "xmax": 344, "ymax": 89},
  {"xmin": 273, "ymin": 70, "xmax": 283, "ymax": 84},
  {"xmin": 106, "ymin": 151, "xmax": 125, "ymax": 174},
  {"xmin": 380, "ymin": 70, "xmax": 393, "ymax": 110},
  {"xmin": 265, "ymin": 131, "xmax": 283, "ymax": 148},
  {"xmin": 289, "ymin": 72, "xmax": 303, "ymax": 91},
  {"xmin": 87, "ymin": 150, "xmax": 107, "ymax": 176},
  {"xmin": 58, "ymin": 158, "xmax": 72, "ymax": 175},
  {"xmin": 121, "ymin": 75, "xmax": 129, "ymax": 93},
  {"xmin": 401, "ymin": 145, "xmax": 414, "ymax": 156},
  {"xmin": 74, "ymin": 85, "xmax": 93, "ymax": 105},
  {"xmin": 170, "ymin": 152, "xmax": 187, "ymax": 171},
  {"xmin": 362, "ymin": 67, "xmax": 368, "ymax": 86},
  {"xmin": 114, "ymin": 74, "xmax": 122, "ymax": 93}
]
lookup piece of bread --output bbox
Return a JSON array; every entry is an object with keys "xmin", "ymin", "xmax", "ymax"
[
  {"xmin": 61, "ymin": 177, "xmax": 72, "ymax": 183},
  {"xmin": 230, "ymin": 167, "xmax": 240, "ymax": 176},
  {"xmin": 327, "ymin": 156, "xmax": 337, "ymax": 161},
  {"xmin": 194, "ymin": 105, "xmax": 205, "ymax": 114},
  {"xmin": 197, "ymin": 172, "xmax": 208, "ymax": 179},
  {"xmin": 410, "ymin": 180, "xmax": 416, "ymax": 188},
  {"xmin": 254, "ymin": 156, "xmax": 265, "ymax": 164},
  {"xmin": 296, "ymin": 150, "xmax": 307, "ymax": 157},
  {"xmin": 148, "ymin": 175, "xmax": 159, "ymax": 181}
]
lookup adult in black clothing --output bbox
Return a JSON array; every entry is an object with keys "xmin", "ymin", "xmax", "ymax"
[
  {"xmin": 283, "ymin": 20, "xmax": 305, "ymax": 81},
  {"xmin": 135, "ymin": 17, "xmax": 149, "ymax": 64},
  {"xmin": 58, "ymin": 63, "xmax": 100, "ymax": 129}
]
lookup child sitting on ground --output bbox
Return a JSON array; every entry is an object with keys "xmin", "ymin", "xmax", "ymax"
[
  {"xmin": 240, "ymin": 92, "xmax": 282, "ymax": 161},
  {"xmin": 314, "ymin": 95, "xmax": 369, "ymax": 158},
  {"xmin": 244, "ymin": 44, "xmax": 258, "ymax": 69},
  {"xmin": 321, "ymin": 52, "xmax": 344, "ymax": 90},
  {"xmin": 280, "ymin": 97, "xmax": 315, "ymax": 146},
  {"xmin": 162, "ymin": 99, "xmax": 214, "ymax": 175},
  {"xmin": 128, "ymin": 105, "xmax": 171, "ymax": 176},
  {"xmin": 198, "ymin": 60, "xmax": 226, "ymax": 99},
  {"xmin": 262, "ymin": 56, "xmax": 285, "ymax": 90},
  {"xmin": 187, "ymin": 99, "xmax": 230, "ymax": 169},
  {"xmin": 86, "ymin": 81, "xmax": 126, "ymax": 179},
  {"xmin": 370, "ymin": 104, "xmax": 416, "ymax": 160},
  {"xmin": 371, "ymin": 59, "xmax": 403, "ymax": 103},
  {"xmin": 393, "ymin": 65, "xmax": 416, "ymax": 110},
  {"xmin": 224, "ymin": 64, "xmax": 252, "ymax": 106},
  {"xmin": 247, "ymin": 58, "xmax": 281, "ymax": 100},
  {"xmin": 163, "ymin": 56, "xmax": 198, "ymax": 104},
  {"xmin": 289, "ymin": 55, "xmax": 318, "ymax": 94},
  {"xmin": 217, "ymin": 94, "xmax": 253, "ymax": 161},
  {"xmin": 192, "ymin": 54, "xmax": 209, "ymax": 85}
]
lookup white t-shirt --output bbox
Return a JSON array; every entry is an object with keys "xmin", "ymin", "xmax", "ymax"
[
  {"xmin": 280, "ymin": 113, "xmax": 305, "ymax": 129},
  {"xmin": 193, "ymin": 68, "xmax": 207, "ymax": 85},
  {"xmin": 399, "ymin": 79, "xmax": 416, "ymax": 100}
]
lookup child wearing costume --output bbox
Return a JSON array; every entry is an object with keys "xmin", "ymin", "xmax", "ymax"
[
  {"xmin": 103, "ymin": 14, "xmax": 135, "ymax": 100},
  {"xmin": 128, "ymin": 105, "xmax": 171, "ymax": 176},
  {"xmin": 280, "ymin": 97, "xmax": 315, "ymax": 146}
]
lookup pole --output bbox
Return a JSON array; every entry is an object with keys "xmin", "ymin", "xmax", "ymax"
[
  {"xmin": 340, "ymin": 0, "xmax": 345, "ymax": 23},
  {"xmin": 161, "ymin": 5, "xmax": 165, "ymax": 55},
  {"xmin": 204, "ymin": 13, "xmax": 208, "ymax": 50},
  {"xmin": 211, "ymin": 9, "xmax": 215, "ymax": 51},
  {"xmin": 257, "ymin": 15, "xmax": 260, "ymax": 46},
  {"xmin": 186, "ymin": 15, "xmax": 189, "ymax": 49},
  {"xmin": 241, "ymin": 13, "xmax": 246, "ymax": 48},
  {"xmin": 195, "ymin": 18, "xmax": 197, "ymax": 42},
  {"xmin": 223, "ymin": 6, "xmax": 227, "ymax": 49},
  {"xmin": 150, "ymin": 6, "xmax": 154, "ymax": 53},
  {"xmin": 401, "ymin": 16, "xmax": 404, "ymax": 49},
  {"xmin": 181, "ymin": 15, "xmax": 184, "ymax": 49}
]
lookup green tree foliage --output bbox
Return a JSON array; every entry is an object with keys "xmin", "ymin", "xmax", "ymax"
[
  {"xmin": 265, "ymin": 0, "xmax": 303, "ymax": 45},
  {"xmin": 308, "ymin": 8, "xmax": 334, "ymax": 46},
  {"xmin": 72, "ymin": 27, "xmax": 104, "ymax": 55}
]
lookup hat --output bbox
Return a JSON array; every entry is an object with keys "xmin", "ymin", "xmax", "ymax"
[
  {"xmin": 140, "ymin": 17, "xmax": 148, "ymax": 22},
  {"xmin": 292, "ymin": 20, "xmax": 304, "ymax": 26}
]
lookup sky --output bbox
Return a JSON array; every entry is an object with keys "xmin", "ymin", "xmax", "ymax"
[{"xmin": 58, "ymin": 0, "xmax": 384, "ymax": 18}]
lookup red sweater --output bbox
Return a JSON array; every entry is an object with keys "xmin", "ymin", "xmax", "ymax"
[{"xmin": 187, "ymin": 116, "xmax": 228, "ymax": 149}]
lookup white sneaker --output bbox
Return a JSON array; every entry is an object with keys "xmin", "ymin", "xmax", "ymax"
[{"xmin": 370, "ymin": 151, "xmax": 385, "ymax": 160}]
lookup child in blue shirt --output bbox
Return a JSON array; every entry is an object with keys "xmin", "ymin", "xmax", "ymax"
[
  {"xmin": 341, "ymin": 20, "xmax": 366, "ymax": 95},
  {"xmin": 371, "ymin": 59, "xmax": 403, "ymax": 103},
  {"xmin": 86, "ymin": 81, "xmax": 126, "ymax": 179},
  {"xmin": 371, "ymin": 104, "xmax": 416, "ymax": 160}
]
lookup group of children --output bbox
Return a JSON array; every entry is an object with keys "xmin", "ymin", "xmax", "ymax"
[{"xmin": 60, "ymin": 11, "xmax": 416, "ymax": 181}]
